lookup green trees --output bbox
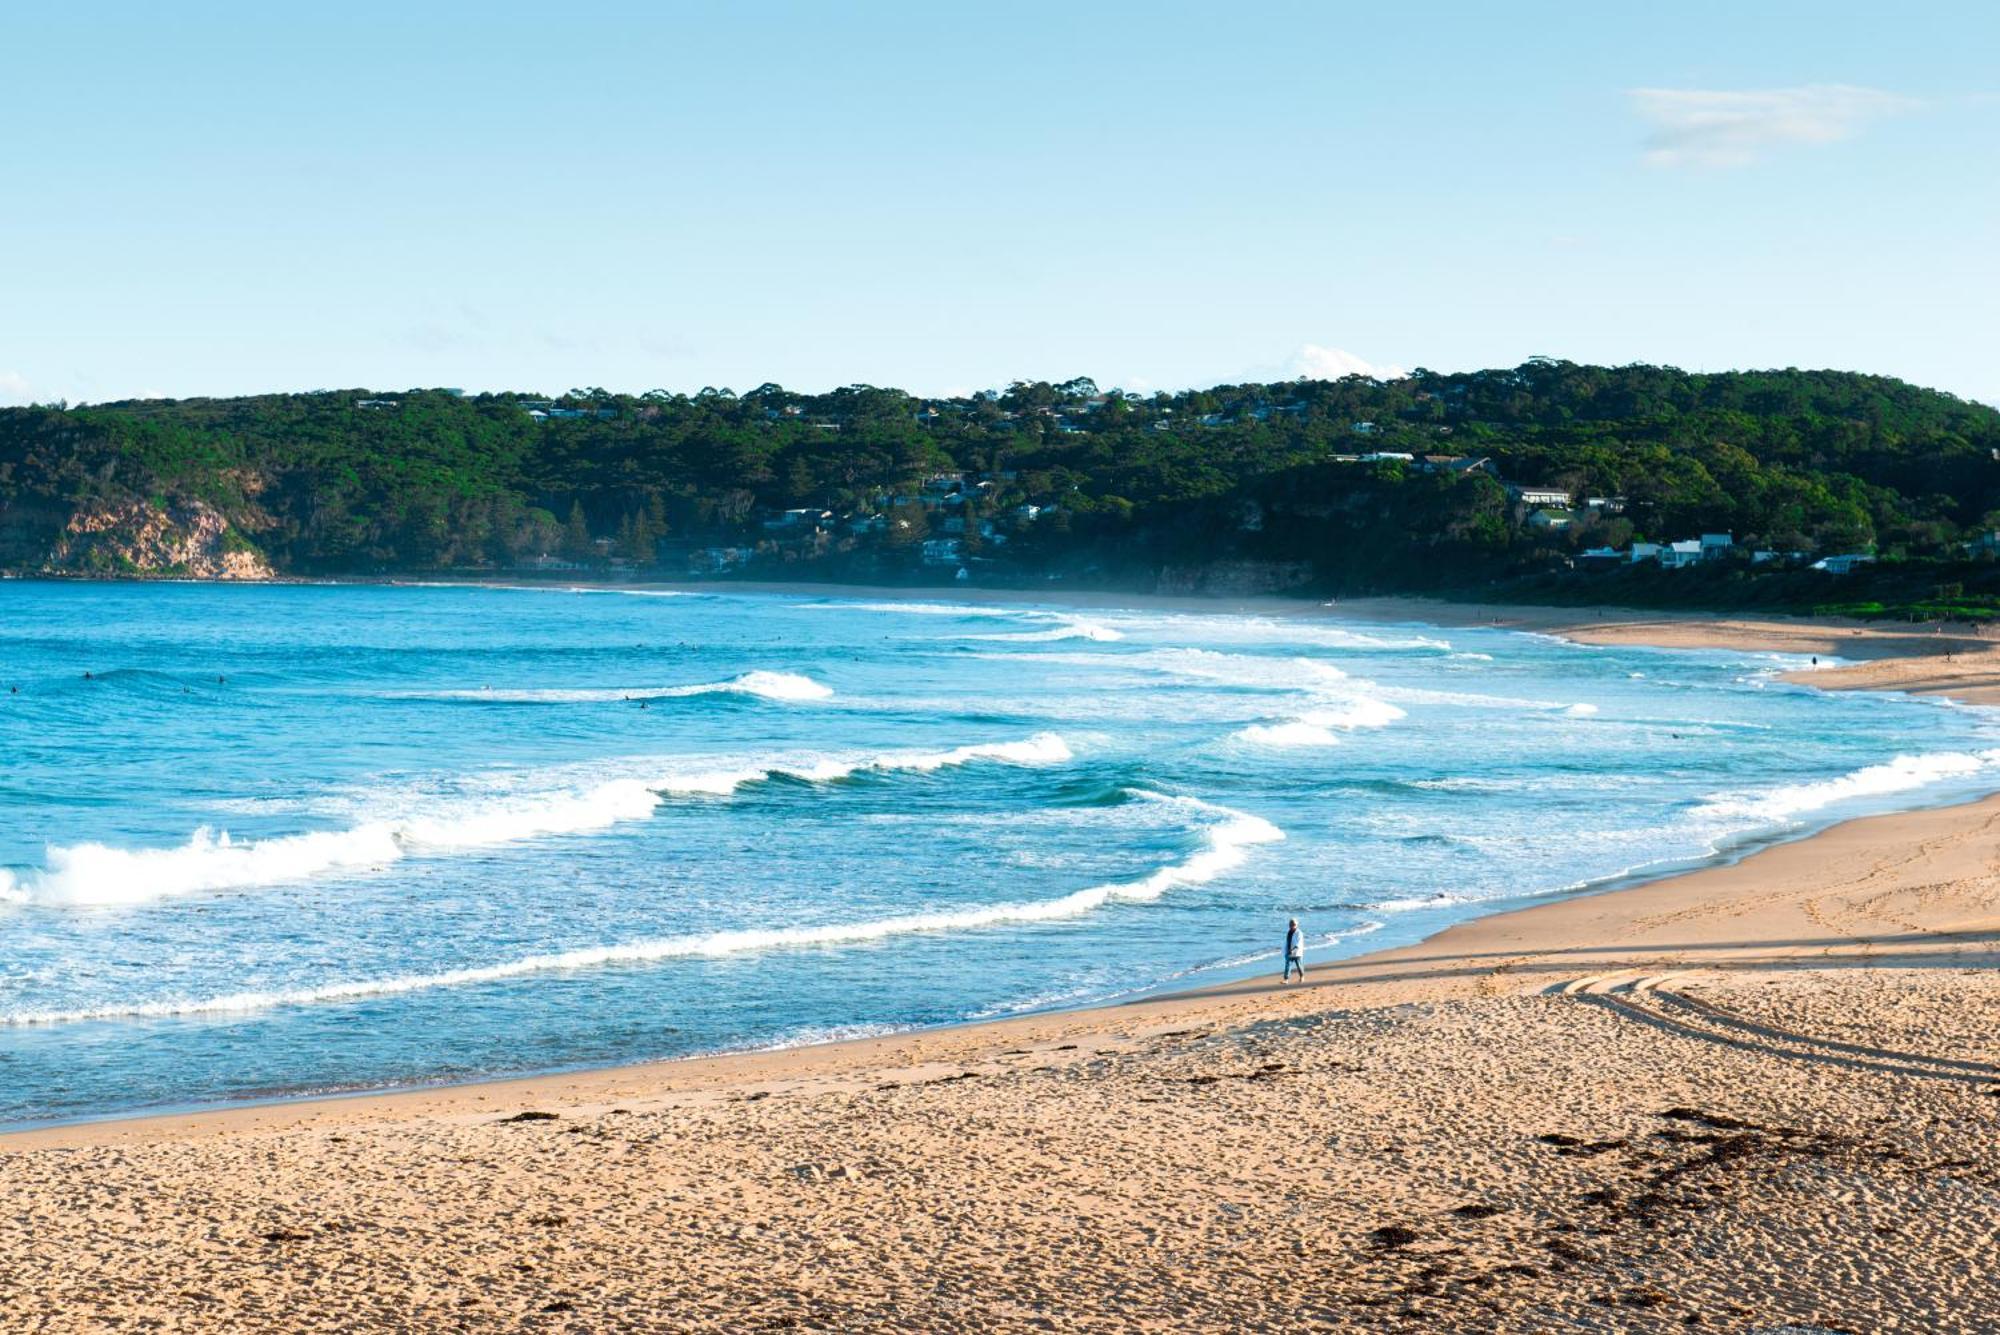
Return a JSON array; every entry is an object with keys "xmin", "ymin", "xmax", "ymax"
[
  {"xmin": 562, "ymin": 502, "xmax": 593, "ymax": 563},
  {"xmin": 2, "ymin": 362, "xmax": 1997, "ymax": 599}
]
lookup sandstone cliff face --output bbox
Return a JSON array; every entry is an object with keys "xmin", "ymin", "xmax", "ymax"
[{"xmin": 43, "ymin": 499, "xmax": 273, "ymax": 580}]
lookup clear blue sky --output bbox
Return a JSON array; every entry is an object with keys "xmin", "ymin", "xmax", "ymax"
[{"xmin": 3, "ymin": 1, "xmax": 1995, "ymax": 405}]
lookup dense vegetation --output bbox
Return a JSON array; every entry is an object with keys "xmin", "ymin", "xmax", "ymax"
[{"xmin": 5, "ymin": 360, "xmax": 2000, "ymax": 614}]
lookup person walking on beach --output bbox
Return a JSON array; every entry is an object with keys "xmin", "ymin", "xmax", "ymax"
[{"xmin": 1282, "ymin": 918, "xmax": 1305, "ymax": 983}]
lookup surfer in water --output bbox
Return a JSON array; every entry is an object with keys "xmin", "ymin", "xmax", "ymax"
[{"xmin": 1282, "ymin": 918, "xmax": 1305, "ymax": 984}]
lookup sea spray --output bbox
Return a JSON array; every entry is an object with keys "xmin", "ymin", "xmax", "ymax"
[
  {"xmin": 0, "ymin": 790, "xmax": 1280, "ymax": 1026},
  {"xmin": 1694, "ymin": 750, "xmax": 2000, "ymax": 823},
  {"xmin": 419, "ymin": 670, "xmax": 833, "ymax": 704},
  {"xmin": 3, "ymin": 733, "xmax": 1074, "ymax": 907}
]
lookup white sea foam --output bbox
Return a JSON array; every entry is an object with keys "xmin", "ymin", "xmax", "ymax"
[
  {"xmin": 968, "ymin": 618, "xmax": 1124, "ymax": 643},
  {"xmin": 1694, "ymin": 750, "xmax": 2000, "ymax": 823},
  {"xmin": 1237, "ymin": 721, "xmax": 1344, "ymax": 748},
  {"xmin": 1076, "ymin": 612, "xmax": 1450, "ymax": 652},
  {"xmin": 0, "ymin": 790, "xmax": 1280, "ymax": 1026},
  {"xmin": 1, "ymin": 734, "xmax": 1073, "ymax": 908},
  {"xmin": 422, "ymin": 671, "xmax": 834, "ymax": 704},
  {"xmin": 1235, "ymin": 697, "xmax": 1407, "ymax": 747},
  {"xmin": 1381, "ymin": 684, "xmax": 1597, "ymax": 714},
  {"xmin": 1014, "ymin": 648, "xmax": 1353, "ymax": 693}
]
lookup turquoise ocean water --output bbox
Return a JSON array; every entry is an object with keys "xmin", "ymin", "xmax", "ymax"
[{"xmin": 2, "ymin": 582, "xmax": 1995, "ymax": 1126}]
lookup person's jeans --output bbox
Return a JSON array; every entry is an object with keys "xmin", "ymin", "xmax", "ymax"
[{"xmin": 1283, "ymin": 955, "xmax": 1304, "ymax": 981}]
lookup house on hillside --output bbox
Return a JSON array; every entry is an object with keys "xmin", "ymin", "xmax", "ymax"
[
  {"xmin": 762, "ymin": 508, "xmax": 832, "ymax": 532},
  {"xmin": 1659, "ymin": 540, "xmax": 1704, "ymax": 569},
  {"xmin": 1700, "ymin": 533, "xmax": 1734, "ymax": 561},
  {"xmin": 1812, "ymin": 554, "xmax": 1876, "ymax": 575},
  {"xmin": 1419, "ymin": 454, "xmax": 1494, "ymax": 476},
  {"xmin": 1508, "ymin": 485, "xmax": 1572, "ymax": 508},
  {"xmin": 1527, "ymin": 508, "xmax": 1575, "ymax": 532}
]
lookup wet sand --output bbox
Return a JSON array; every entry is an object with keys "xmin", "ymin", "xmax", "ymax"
[{"xmin": 6, "ymin": 607, "xmax": 1999, "ymax": 1331}]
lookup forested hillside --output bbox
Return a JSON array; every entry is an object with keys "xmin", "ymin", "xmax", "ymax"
[{"xmin": 5, "ymin": 360, "xmax": 2000, "ymax": 614}]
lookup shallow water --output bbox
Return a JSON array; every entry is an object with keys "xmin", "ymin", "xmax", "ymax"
[{"xmin": 1, "ymin": 582, "xmax": 1994, "ymax": 1125}]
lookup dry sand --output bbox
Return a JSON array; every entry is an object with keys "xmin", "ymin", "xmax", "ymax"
[{"xmin": 6, "ymin": 608, "xmax": 2000, "ymax": 1332}]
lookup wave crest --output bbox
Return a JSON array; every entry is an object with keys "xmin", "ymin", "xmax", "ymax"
[
  {"xmin": 1694, "ymin": 750, "xmax": 1998, "ymax": 823},
  {"xmin": 424, "ymin": 670, "xmax": 833, "ymax": 704},
  {"xmin": 0, "ymin": 789, "xmax": 1280, "ymax": 1026},
  {"xmin": 1, "ymin": 734, "xmax": 1073, "ymax": 908}
]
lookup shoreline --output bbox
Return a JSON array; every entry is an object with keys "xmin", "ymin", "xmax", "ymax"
[
  {"xmin": 8, "ymin": 591, "xmax": 2000, "ymax": 1328},
  {"xmin": 8, "ymin": 803, "xmax": 1999, "ymax": 1330},
  {"xmin": 8, "ymin": 591, "xmax": 1999, "ymax": 1145},
  {"xmin": 6, "ymin": 783, "xmax": 1994, "ymax": 1155}
]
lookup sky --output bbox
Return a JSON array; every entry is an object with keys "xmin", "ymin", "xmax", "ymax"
[{"xmin": 2, "ymin": 1, "xmax": 1995, "ymax": 406}]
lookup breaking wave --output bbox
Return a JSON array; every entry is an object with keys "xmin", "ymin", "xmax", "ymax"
[
  {"xmin": 421, "ymin": 671, "xmax": 834, "ymax": 704},
  {"xmin": 968, "ymin": 618, "xmax": 1124, "ymax": 643},
  {"xmin": 0, "ymin": 734, "xmax": 1073, "ymax": 908},
  {"xmin": 0, "ymin": 790, "xmax": 1279, "ymax": 1026},
  {"xmin": 1693, "ymin": 750, "xmax": 2000, "ymax": 823},
  {"xmin": 1235, "ymin": 698, "xmax": 1407, "ymax": 748},
  {"xmin": 1012, "ymin": 648, "xmax": 1353, "ymax": 693}
]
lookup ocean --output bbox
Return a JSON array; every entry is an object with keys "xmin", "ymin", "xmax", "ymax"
[{"xmin": 1, "ymin": 581, "xmax": 1994, "ymax": 1127}]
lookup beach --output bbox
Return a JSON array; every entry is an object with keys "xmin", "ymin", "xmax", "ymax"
[{"xmin": 6, "ymin": 604, "xmax": 1999, "ymax": 1331}]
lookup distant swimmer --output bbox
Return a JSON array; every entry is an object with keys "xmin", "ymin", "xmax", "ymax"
[
  {"xmin": 1282, "ymin": 918, "xmax": 1305, "ymax": 984},
  {"xmin": 82, "ymin": 671, "xmax": 93, "ymax": 680},
  {"xmin": 217, "ymin": 675, "xmax": 226, "ymax": 684}
]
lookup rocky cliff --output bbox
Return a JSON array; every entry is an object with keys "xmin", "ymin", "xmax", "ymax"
[{"xmin": 41, "ymin": 499, "xmax": 272, "ymax": 580}]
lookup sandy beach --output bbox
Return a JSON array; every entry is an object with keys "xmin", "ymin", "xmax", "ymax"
[{"xmin": 6, "ymin": 603, "xmax": 2000, "ymax": 1332}]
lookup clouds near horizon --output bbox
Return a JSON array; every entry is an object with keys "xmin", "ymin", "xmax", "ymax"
[
  {"xmin": 1290, "ymin": 345, "xmax": 1406, "ymax": 383},
  {"xmin": 1630, "ymin": 84, "xmax": 1919, "ymax": 168}
]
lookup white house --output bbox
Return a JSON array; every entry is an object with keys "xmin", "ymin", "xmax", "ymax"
[
  {"xmin": 1629, "ymin": 542, "xmax": 1664, "ymax": 564},
  {"xmin": 1812, "ymin": 554, "xmax": 1877, "ymax": 575},
  {"xmin": 1660, "ymin": 540, "xmax": 1704, "ymax": 569},
  {"xmin": 1509, "ymin": 485, "xmax": 1572, "ymax": 508},
  {"xmin": 1527, "ymin": 508, "xmax": 1575, "ymax": 532}
]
